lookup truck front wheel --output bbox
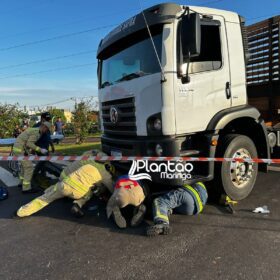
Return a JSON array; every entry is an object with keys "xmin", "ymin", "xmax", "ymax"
[{"xmin": 216, "ymin": 134, "xmax": 258, "ymax": 200}]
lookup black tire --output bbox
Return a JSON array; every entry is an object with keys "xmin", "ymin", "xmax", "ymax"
[{"xmin": 215, "ymin": 134, "xmax": 258, "ymax": 201}]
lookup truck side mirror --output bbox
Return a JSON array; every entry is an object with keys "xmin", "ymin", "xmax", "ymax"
[{"xmin": 181, "ymin": 13, "xmax": 201, "ymax": 59}]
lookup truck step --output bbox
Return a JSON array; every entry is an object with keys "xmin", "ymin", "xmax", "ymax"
[{"xmin": 180, "ymin": 150, "xmax": 200, "ymax": 156}]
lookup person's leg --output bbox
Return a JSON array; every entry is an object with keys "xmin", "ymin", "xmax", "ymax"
[
  {"xmin": 21, "ymin": 160, "xmax": 33, "ymax": 191},
  {"xmin": 153, "ymin": 196, "xmax": 171, "ymax": 224},
  {"xmin": 73, "ymin": 190, "xmax": 93, "ymax": 208},
  {"xmin": 12, "ymin": 150, "xmax": 23, "ymax": 185},
  {"xmin": 147, "ymin": 189, "xmax": 187, "ymax": 236},
  {"xmin": 17, "ymin": 182, "xmax": 65, "ymax": 217},
  {"xmin": 175, "ymin": 191, "xmax": 196, "ymax": 215},
  {"xmin": 153, "ymin": 189, "xmax": 186, "ymax": 223},
  {"xmin": 146, "ymin": 194, "xmax": 174, "ymax": 236},
  {"xmin": 71, "ymin": 190, "xmax": 93, "ymax": 217}
]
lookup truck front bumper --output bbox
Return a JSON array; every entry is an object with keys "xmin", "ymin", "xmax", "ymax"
[
  {"xmin": 101, "ymin": 135, "xmax": 180, "ymax": 157},
  {"xmin": 101, "ymin": 134, "xmax": 215, "ymax": 187}
]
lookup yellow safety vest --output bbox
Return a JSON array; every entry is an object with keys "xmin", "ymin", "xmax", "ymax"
[{"xmin": 183, "ymin": 182, "xmax": 206, "ymax": 214}]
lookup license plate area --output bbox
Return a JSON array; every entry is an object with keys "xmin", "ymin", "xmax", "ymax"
[{"xmin": 111, "ymin": 150, "xmax": 122, "ymax": 157}]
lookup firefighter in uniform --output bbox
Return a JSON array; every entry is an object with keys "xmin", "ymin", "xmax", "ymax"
[
  {"xmin": 16, "ymin": 157, "xmax": 115, "ymax": 218},
  {"xmin": 13, "ymin": 122, "xmax": 51, "ymax": 193},
  {"xmin": 106, "ymin": 175, "xmax": 148, "ymax": 228},
  {"xmin": 146, "ymin": 182, "xmax": 208, "ymax": 236}
]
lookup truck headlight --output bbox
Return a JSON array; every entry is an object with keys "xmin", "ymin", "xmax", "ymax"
[
  {"xmin": 153, "ymin": 118, "xmax": 162, "ymax": 131},
  {"xmin": 147, "ymin": 113, "xmax": 162, "ymax": 135},
  {"xmin": 155, "ymin": 144, "xmax": 163, "ymax": 156},
  {"xmin": 268, "ymin": 132, "xmax": 277, "ymax": 148}
]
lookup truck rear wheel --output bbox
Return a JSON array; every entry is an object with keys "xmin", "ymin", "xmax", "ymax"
[{"xmin": 216, "ymin": 134, "xmax": 258, "ymax": 200}]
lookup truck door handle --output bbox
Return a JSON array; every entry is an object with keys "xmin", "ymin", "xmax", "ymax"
[{"xmin": 226, "ymin": 82, "xmax": 231, "ymax": 99}]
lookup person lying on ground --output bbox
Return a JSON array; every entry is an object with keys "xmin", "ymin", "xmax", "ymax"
[
  {"xmin": 146, "ymin": 182, "xmax": 208, "ymax": 237},
  {"xmin": 16, "ymin": 152, "xmax": 116, "ymax": 218},
  {"xmin": 106, "ymin": 175, "xmax": 149, "ymax": 229}
]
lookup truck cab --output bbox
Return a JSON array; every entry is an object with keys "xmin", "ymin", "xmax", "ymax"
[{"xmin": 97, "ymin": 3, "xmax": 271, "ymax": 200}]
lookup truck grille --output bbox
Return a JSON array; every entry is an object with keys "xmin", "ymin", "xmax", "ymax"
[{"xmin": 101, "ymin": 97, "xmax": 136, "ymax": 136}]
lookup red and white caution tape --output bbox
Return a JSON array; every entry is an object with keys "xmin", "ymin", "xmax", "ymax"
[{"xmin": 0, "ymin": 155, "xmax": 280, "ymax": 163}]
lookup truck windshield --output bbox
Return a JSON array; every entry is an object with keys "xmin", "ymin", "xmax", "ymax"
[{"xmin": 100, "ymin": 30, "xmax": 162, "ymax": 88}]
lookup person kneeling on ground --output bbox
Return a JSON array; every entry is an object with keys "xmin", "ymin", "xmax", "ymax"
[
  {"xmin": 106, "ymin": 175, "xmax": 148, "ymax": 228},
  {"xmin": 146, "ymin": 182, "xmax": 208, "ymax": 237},
  {"xmin": 16, "ymin": 154, "xmax": 114, "ymax": 218}
]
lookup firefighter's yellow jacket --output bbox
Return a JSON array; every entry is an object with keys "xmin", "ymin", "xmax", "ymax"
[{"xmin": 13, "ymin": 127, "xmax": 41, "ymax": 154}]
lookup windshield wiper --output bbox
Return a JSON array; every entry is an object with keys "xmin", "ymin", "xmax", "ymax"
[
  {"xmin": 116, "ymin": 72, "xmax": 149, "ymax": 83},
  {"xmin": 101, "ymin": 81, "xmax": 113, "ymax": 88}
]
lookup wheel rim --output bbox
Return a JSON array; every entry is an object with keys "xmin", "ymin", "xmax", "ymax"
[{"xmin": 229, "ymin": 148, "xmax": 255, "ymax": 189}]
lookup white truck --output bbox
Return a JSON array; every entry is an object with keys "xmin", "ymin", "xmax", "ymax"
[{"xmin": 97, "ymin": 3, "xmax": 280, "ymax": 200}]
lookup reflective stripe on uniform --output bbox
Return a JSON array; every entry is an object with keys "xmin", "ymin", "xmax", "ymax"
[
  {"xmin": 22, "ymin": 180, "xmax": 31, "ymax": 191},
  {"xmin": 60, "ymin": 171, "xmax": 88, "ymax": 194},
  {"xmin": 23, "ymin": 180, "xmax": 31, "ymax": 185},
  {"xmin": 183, "ymin": 185, "xmax": 203, "ymax": 213},
  {"xmin": 32, "ymin": 198, "xmax": 49, "ymax": 208},
  {"xmin": 154, "ymin": 199, "xmax": 169, "ymax": 222},
  {"xmin": 196, "ymin": 182, "xmax": 206, "ymax": 190}
]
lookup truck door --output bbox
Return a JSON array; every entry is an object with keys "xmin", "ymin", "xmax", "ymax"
[{"xmin": 174, "ymin": 16, "xmax": 231, "ymax": 134}]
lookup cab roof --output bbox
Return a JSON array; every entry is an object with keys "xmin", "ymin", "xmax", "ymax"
[{"xmin": 97, "ymin": 2, "xmax": 240, "ymax": 59}]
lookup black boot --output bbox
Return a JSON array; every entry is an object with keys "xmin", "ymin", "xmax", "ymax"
[
  {"xmin": 131, "ymin": 204, "xmax": 146, "ymax": 227},
  {"xmin": 22, "ymin": 188, "xmax": 40, "ymax": 194},
  {"xmin": 146, "ymin": 222, "xmax": 172, "ymax": 237},
  {"xmin": 71, "ymin": 203, "xmax": 85, "ymax": 218}
]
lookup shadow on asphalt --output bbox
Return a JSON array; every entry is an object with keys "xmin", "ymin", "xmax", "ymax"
[
  {"xmin": 0, "ymin": 186, "xmax": 151, "ymax": 236},
  {"xmin": 1, "ymin": 170, "xmax": 280, "ymax": 236},
  {"xmin": 1, "ymin": 188, "xmax": 280, "ymax": 238}
]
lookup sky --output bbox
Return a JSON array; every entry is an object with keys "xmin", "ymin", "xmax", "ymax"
[{"xmin": 0, "ymin": 0, "xmax": 279, "ymax": 110}]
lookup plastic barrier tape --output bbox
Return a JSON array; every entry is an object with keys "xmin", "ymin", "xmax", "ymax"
[{"xmin": 0, "ymin": 155, "xmax": 279, "ymax": 163}]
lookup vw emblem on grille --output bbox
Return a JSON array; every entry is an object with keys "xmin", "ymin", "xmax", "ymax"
[{"xmin": 110, "ymin": 106, "xmax": 119, "ymax": 124}]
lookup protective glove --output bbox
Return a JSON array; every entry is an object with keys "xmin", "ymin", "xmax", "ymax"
[{"xmin": 40, "ymin": 148, "xmax": 48, "ymax": 155}]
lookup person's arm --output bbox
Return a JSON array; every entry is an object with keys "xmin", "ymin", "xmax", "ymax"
[{"xmin": 26, "ymin": 131, "xmax": 41, "ymax": 153}]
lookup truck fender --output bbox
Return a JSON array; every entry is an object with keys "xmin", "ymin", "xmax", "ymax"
[
  {"xmin": 207, "ymin": 105, "xmax": 270, "ymax": 171},
  {"xmin": 206, "ymin": 105, "xmax": 260, "ymax": 131}
]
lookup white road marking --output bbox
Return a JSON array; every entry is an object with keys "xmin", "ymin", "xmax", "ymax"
[{"xmin": 0, "ymin": 166, "xmax": 20, "ymax": 187}]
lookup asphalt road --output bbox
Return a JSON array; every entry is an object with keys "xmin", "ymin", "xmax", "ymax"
[{"xmin": 0, "ymin": 164, "xmax": 280, "ymax": 280}]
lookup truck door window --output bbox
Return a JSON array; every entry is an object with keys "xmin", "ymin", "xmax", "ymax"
[{"xmin": 179, "ymin": 22, "xmax": 222, "ymax": 74}]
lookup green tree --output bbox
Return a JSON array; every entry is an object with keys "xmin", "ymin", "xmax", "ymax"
[
  {"xmin": 0, "ymin": 103, "xmax": 26, "ymax": 138},
  {"xmin": 48, "ymin": 108, "xmax": 66, "ymax": 124},
  {"xmin": 72, "ymin": 101, "xmax": 91, "ymax": 144}
]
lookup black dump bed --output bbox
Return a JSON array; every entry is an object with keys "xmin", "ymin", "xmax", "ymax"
[{"xmin": 246, "ymin": 16, "xmax": 280, "ymax": 123}]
